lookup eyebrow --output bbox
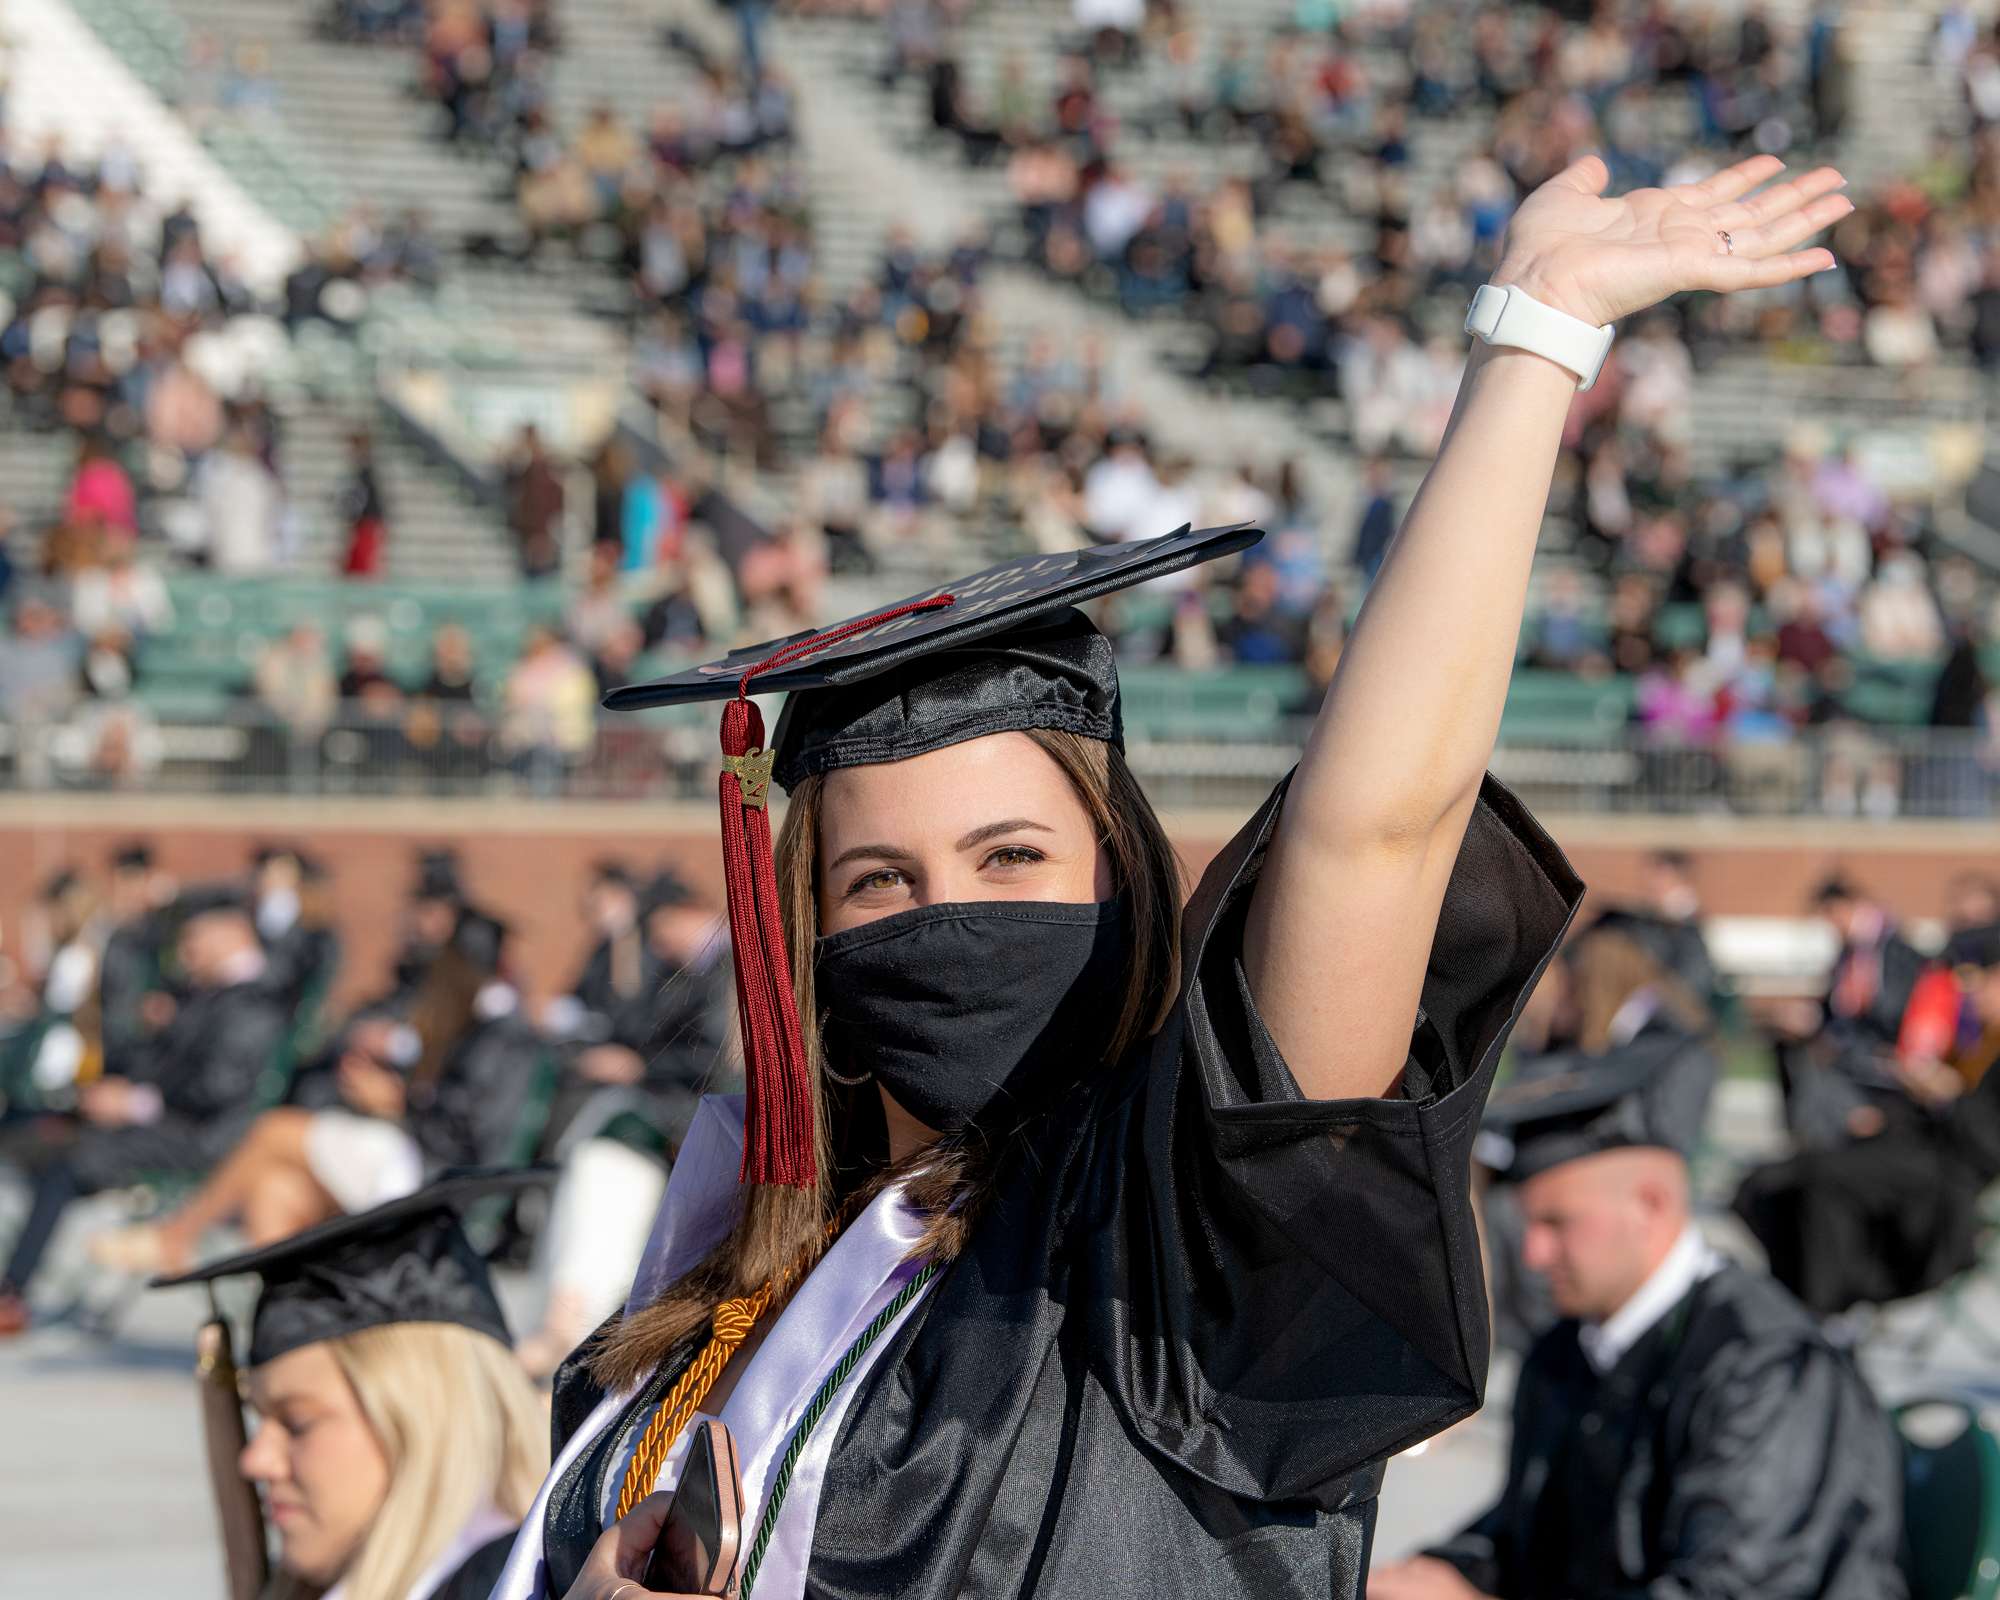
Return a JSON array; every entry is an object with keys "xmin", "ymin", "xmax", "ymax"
[{"xmin": 825, "ymin": 818, "xmax": 1054, "ymax": 875}]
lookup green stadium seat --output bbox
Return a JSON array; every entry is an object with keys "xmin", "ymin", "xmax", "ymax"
[{"xmin": 1898, "ymin": 1398, "xmax": 2000, "ymax": 1600}]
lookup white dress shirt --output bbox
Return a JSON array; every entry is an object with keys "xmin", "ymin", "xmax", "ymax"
[{"xmin": 1578, "ymin": 1224, "xmax": 1724, "ymax": 1375}]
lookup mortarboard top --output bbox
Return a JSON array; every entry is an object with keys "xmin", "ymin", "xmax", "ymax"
[
  {"xmin": 1944, "ymin": 921, "xmax": 2000, "ymax": 972},
  {"xmin": 1810, "ymin": 872, "xmax": 1862, "ymax": 907},
  {"xmin": 152, "ymin": 1168, "xmax": 550, "ymax": 1366},
  {"xmin": 1478, "ymin": 1039, "xmax": 1713, "ymax": 1184},
  {"xmin": 589, "ymin": 859, "xmax": 638, "ymax": 892},
  {"xmin": 174, "ymin": 882, "xmax": 254, "ymax": 920},
  {"xmin": 604, "ymin": 522, "xmax": 1261, "ymax": 787},
  {"xmin": 450, "ymin": 908, "xmax": 511, "ymax": 972},
  {"xmin": 597, "ymin": 523, "xmax": 1263, "ymax": 1190},
  {"xmin": 641, "ymin": 867, "xmax": 699, "ymax": 917},
  {"xmin": 413, "ymin": 848, "xmax": 465, "ymax": 904}
]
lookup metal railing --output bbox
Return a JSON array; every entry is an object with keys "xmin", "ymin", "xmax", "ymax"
[{"xmin": 2, "ymin": 703, "xmax": 1997, "ymax": 820}]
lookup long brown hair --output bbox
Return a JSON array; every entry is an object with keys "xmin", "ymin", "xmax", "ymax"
[
  {"xmin": 592, "ymin": 730, "xmax": 1184, "ymax": 1391},
  {"xmin": 1566, "ymin": 927, "xmax": 1712, "ymax": 1054}
]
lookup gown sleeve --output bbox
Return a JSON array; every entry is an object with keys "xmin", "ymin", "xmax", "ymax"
[{"xmin": 1100, "ymin": 769, "xmax": 1582, "ymax": 1505}]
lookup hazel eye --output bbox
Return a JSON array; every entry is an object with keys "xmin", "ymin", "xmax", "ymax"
[
  {"xmin": 845, "ymin": 867, "xmax": 908, "ymax": 897},
  {"xmin": 984, "ymin": 846, "xmax": 1046, "ymax": 870}
]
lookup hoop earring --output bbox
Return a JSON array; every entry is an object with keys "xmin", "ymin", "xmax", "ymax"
[{"xmin": 823, "ymin": 1060, "xmax": 874, "ymax": 1087}]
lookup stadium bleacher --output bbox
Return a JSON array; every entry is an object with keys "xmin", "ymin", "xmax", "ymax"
[{"xmin": 0, "ymin": 0, "xmax": 1995, "ymax": 817}]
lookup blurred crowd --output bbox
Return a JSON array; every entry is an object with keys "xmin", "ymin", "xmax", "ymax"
[
  {"xmin": 0, "ymin": 839, "xmax": 734, "ymax": 1368},
  {"xmin": 0, "ymin": 0, "xmax": 1996, "ymax": 818}
]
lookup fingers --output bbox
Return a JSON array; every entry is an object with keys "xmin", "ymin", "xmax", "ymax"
[
  {"xmin": 1674, "ymin": 153, "xmax": 1786, "ymax": 208},
  {"xmin": 1724, "ymin": 189, "xmax": 1855, "ymax": 260},
  {"xmin": 1552, "ymin": 152, "xmax": 1610, "ymax": 196},
  {"xmin": 1709, "ymin": 164, "xmax": 1848, "ymax": 229},
  {"xmin": 610, "ymin": 1491, "xmax": 678, "ymax": 1573},
  {"xmin": 1698, "ymin": 246, "xmax": 1838, "ymax": 294},
  {"xmin": 575, "ymin": 1492, "xmax": 675, "ymax": 1590}
]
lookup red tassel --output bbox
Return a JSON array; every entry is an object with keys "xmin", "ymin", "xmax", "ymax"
[{"xmin": 718, "ymin": 592, "xmax": 956, "ymax": 1188}]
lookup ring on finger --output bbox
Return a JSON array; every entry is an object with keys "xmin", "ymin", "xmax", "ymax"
[{"xmin": 1716, "ymin": 229, "xmax": 1735, "ymax": 255}]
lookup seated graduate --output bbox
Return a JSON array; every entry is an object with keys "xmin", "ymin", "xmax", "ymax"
[
  {"xmin": 498, "ymin": 154, "xmax": 1849, "ymax": 1600},
  {"xmin": 0, "ymin": 886, "xmax": 286, "ymax": 1335},
  {"xmin": 518, "ymin": 870, "xmax": 735, "ymax": 1377},
  {"xmin": 0, "ymin": 869, "xmax": 103, "ymax": 1114},
  {"xmin": 249, "ymin": 843, "xmax": 344, "ymax": 1020},
  {"xmin": 93, "ymin": 909, "xmax": 544, "ymax": 1275},
  {"xmin": 1765, "ymin": 873, "xmax": 1930, "ymax": 1149},
  {"xmin": 152, "ymin": 1171, "xmax": 550, "ymax": 1600},
  {"xmin": 1371, "ymin": 1044, "xmax": 1907, "ymax": 1600},
  {"xmin": 97, "ymin": 839, "xmax": 177, "ymax": 1075},
  {"xmin": 1734, "ymin": 922, "xmax": 2000, "ymax": 1316}
]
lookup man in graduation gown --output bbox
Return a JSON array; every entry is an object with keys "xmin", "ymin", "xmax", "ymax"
[
  {"xmin": 98, "ymin": 841, "xmax": 173, "ymax": 1076},
  {"xmin": 538, "ymin": 869, "xmax": 734, "ymax": 1163},
  {"xmin": 1734, "ymin": 929, "xmax": 2000, "ymax": 1315},
  {"xmin": 1371, "ymin": 1039, "xmax": 1908, "ymax": 1600},
  {"xmin": 1769, "ymin": 874, "xmax": 1928, "ymax": 1149},
  {"xmin": 0, "ymin": 889, "xmax": 286, "ymax": 1331}
]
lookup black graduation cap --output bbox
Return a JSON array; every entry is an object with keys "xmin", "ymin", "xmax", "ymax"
[
  {"xmin": 1943, "ymin": 921, "xmax": 2000, "ymax": 971},
  {"xmin": 450, "ymin": 908, "xmax": 511, "ymax": 972},
  {"xmin": 641, "ymin": 867, "xmax": 699, "ymax": 917},
  {"xmin": 604, "ymin": 522, "xmax": 1261, "ymax": 789},
  {"xmin": 600, "ymin": 524, "xmax": 1262, "ymax": 1192},
  {"xmin": 1478, "ymin": 1039, "xmax": 1715, "ymax": 1184},
  {"xmin": 151, "ymin": 1169, "xmax": 550, "ymax": 1366},
  {"xmin": 174, "ymin": 882, "xmax": 254, "ymax": 919},
  {"xmin": 413, "ymin": 848, "xmax": 465, "ymax": 904},
  {"xmin": 1810, "ymin": 872, "xmax": 1863, "ymax": 907},
  {"xmin": 111, "ymin": 841, "xmax": 155, "ymax": 873},
  {"xmin": 590, "ymin": 858, "xmax": 638, "ymax": 892}
]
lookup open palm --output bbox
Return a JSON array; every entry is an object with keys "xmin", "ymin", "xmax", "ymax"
[{"xmin": 1497, "ymin": 153, "xmax": 1853, "ymax": 329}]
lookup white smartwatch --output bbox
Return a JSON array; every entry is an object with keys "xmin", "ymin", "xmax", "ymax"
[{"xmin": 1463, "ymin": 282, "xmax": 1615, "ymax": 391}]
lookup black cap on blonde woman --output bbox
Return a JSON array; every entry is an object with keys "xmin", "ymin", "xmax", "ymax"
[
  {"xmin": 601, "ymin": 521, "xmax": 1263, "ymax": 1190},
  {"xmin": 152, "ymin": 1168, "xmax": 552, "ymax": 1365}
]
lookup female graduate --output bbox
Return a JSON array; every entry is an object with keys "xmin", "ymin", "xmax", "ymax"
[
  {"xmin": 154, "ymin": 1174, "xmax": 550, "ymax": 1600},
  {"xmin": 503, "ymin": 153, "xmax": 1850, "ymax": 1600}
]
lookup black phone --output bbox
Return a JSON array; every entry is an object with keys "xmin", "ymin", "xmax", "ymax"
[{"xmin": 642, "ymin": 1419, "xmax": 744, "ymax": 1596}]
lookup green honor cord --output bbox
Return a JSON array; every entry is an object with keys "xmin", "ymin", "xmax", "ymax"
[{"xmin": 736, "ymin": 1259, "xmax": 941, "ymax": 1599}]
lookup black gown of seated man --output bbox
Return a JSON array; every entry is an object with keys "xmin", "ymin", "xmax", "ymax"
[
  {"xmin": 1735, "ymin": 1020, "xmax": 2000, "ymax": 1317},
  {"xmin": 1428, "ymin": 1259, "xmax": 1907, "ymax": 1599},
  {"xmin": 71, "ymin": 970, "xmax": 285, "ymax": 1188}
]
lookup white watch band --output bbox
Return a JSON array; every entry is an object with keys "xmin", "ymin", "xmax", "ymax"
[{"xmin": 1463, "ymin": 283, "xmax": 1615, "ymax": 391}]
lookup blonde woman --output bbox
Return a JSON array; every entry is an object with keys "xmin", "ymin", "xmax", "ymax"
[{"xmin": 155, "ymin": 1173, "xmax": 550, "ymax": 1600}]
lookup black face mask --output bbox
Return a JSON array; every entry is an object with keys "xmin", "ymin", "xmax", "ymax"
[{"xmin": 814, "ymin": 898, "xmax": 1132, "ymax": 1135}]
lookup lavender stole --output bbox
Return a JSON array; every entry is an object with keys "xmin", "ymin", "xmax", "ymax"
[{"xmin": 488, "ymin": 1096, "xmax": 934, "ymax": 1600}]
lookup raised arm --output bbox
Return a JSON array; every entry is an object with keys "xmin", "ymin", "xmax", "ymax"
[{"xmin": 1245, "ymin": 153, "xmax": 1851, "ymax": 1101}]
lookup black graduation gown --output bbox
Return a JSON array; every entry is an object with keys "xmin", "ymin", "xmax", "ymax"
[
  {"xmin": 541, "ymin": 773, "xmax": 1582, "ymax": 1599},
  {"xmin": 407, "ymin": 1012, "xmax": 549, "ymax": 1171},
  {"xmin": 1733, "ymin": 1063, "xmax": 2000, "ymax": 1315},
  {"xmin": 258, "ymin": 921, "xmax": 342, "ymax": 1015},
  {"xmin": 544, "ymin": 945, "xmax": 736, "ymax": 1159},
  {"xmin": 1427, "ymin": 1263, "xmax": 1907, "ymax": 1599},
  {"xmin": 98, "ymin": 916, "xmax": 164, "ymax": 1075},
  {"xmin": 71, "ymin": 979, "xmax": 287, "ymax": 1190},
  {"xmin": 428, "ymin": 1531, "xmax": 520, "ymax": 1600}
]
